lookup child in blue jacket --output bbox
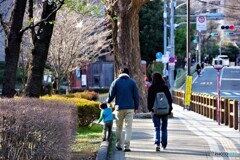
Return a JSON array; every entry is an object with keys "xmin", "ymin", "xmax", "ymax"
[{"xmin": 98, "ymin": 103, "xmax": 114, "ymax": 141}]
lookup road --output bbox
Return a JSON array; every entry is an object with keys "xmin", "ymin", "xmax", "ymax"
[{"xmin": 191, "ymin": 66, "xmax": 240, "ymax": 101}]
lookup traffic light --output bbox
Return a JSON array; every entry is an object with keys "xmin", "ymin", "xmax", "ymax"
[
  {"xmin": 221, "ymin": 25, "xmax": 235, "ymax": 31},
  {"xmin": 226, "ymin": 32, "xmax": 234, "ymax": 36},
  {"xmin": 210, "ymin": 32, "xmax": 219, "ymax": 37},
  {"xmin": 193, "ymin": 39, "xmax": 197, "ymax": 43}
]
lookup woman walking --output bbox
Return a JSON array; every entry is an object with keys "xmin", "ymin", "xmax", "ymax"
[{"xmin": 147, "ymin": 72, "xmax": 173, "ymax": 151}]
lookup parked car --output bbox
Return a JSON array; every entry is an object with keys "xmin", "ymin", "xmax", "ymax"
[{"xmin": 212, "ymin": 55, "xmax": 229, "ymax": 67}]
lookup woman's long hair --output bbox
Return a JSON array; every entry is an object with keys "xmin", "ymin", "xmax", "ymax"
[{"xmin": 151, "ymin": 72, "xmax": 165, "ymax": 86}]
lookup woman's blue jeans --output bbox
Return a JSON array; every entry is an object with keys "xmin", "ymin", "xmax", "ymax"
[{"xmin": 152, "ymin": 114, "xmax": 168, "ymax": 147}]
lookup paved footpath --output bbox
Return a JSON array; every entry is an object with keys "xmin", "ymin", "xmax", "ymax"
[{"xmin": 109, "ymin": 104, "xmax": 240, "ymax": 160}]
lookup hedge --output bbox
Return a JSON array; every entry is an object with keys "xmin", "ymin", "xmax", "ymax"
[
  {"xmin": 0, "ymin": 98, "xmax": 77, "ymax": 160},
  {"xmin": 41, "ymin": 95, "xmax": 100, "ymax": 127}
]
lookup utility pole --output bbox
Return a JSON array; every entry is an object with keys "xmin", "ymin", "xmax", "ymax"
[
  {"xmin": 169, "ymin": 0, "xmax": 175, "ymax": 92},
  {"xmin": 163, "ymin": 0, "xmax": 167, "ymax": 76},
  {"xmin": 187, "ymin": 0, "xmax": 191, "ymax": 76}
]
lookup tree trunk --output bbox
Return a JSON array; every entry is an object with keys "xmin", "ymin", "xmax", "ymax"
[
  {"xmin": 2, "ymin": 0, "xmax": 27, "ymax": 97},
  {"xmin": 25, "ymin": 2, "xmax": 57, "ymax": 97},
  {"xmin": 115, "ymin": 0, "xmax": 149, "ymax": 112}
]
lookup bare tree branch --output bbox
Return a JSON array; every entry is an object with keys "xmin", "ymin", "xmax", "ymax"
[
  {"xmin": 20, "ymin": 1, "xmax": 64, "ymax": 34},
  {"xmin": 47, "ymin": 8, "xmax": 112, "ymax": 86}
]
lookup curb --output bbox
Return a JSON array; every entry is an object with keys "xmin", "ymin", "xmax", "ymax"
[{"xmin": 96, "ymin": 141, "xmax": 110, "ymax": 160}]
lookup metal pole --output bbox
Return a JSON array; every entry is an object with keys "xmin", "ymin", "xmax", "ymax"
[
  {"xmin": 198, "ymin": 31, "xmax": 201, "ymax": 64},
  {"xmin": 169, "ymin": 0, "xmax": 175, "ymax": 91},
  {"xmin": 217, "ymin": 70, "xmax": 221, "ymax": 125},
  {"xmin": 187, "ymin": 0, "xmax": 191, "ymax": 76},
  {"xmin": 163, "ymin": 0, "xmax": 167, "ymax": 76},
  {"xmin": 219, "ymin": 40, "xmax": 222, "ymax": 55}
]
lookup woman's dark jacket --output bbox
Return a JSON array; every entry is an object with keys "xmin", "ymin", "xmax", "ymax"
[{"xmin": 147, "ymin": 84, "xmax": 173, "ymax": 115}]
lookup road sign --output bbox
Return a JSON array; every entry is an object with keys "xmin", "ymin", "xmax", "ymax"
[
  {"xmin": 196, "ymin": 16, "xmax": 207, "ymax": 31},
  {"xmin": 169, "ymin": 56, "xmax": 176, "ymax": 63},
  {"xmin": 156, "ymin": 52, "xmax": 162, "ymax": 60},
  {"xmin": 162, "ymin": 55, "xmax": 169, "ymax": 63}
]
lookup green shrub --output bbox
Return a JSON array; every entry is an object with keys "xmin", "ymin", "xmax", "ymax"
[
  {"xmin": 76, "ymin": 101, "xmax": 100, "ymax": 127},
  {"xmin": 42, "ymin": 95, "xmax": 100, "ymax": 127}
]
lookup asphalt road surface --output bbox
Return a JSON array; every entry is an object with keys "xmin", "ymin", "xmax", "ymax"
[{"xmin": 191, "ymin": 66, "xmax": 240, "ymax": 101}]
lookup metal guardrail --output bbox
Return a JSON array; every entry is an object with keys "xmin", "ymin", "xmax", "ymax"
[{"xmin": 173, "ymin": 89, "xmax": 239, "ymax": 131}]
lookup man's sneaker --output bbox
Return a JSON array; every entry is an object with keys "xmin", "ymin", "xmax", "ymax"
[
  {"xmin": 116, "ymin": 146, "xmax": 122, "ymax": 151},
  {"xmin": 124, "ymin": 148, "xmax": 131, "ymax": 152},
  {"xmin": 162, "ymin": 146, "xmax": 166, "ymax": 150},
  {"xmin": 156, "ymin": 146, "xmax": 160, "ymax": 151}
]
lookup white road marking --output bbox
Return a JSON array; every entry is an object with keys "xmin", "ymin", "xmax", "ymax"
[
  {"xmin": 222, "ymin": 78, "xmax": 240, "ymax": 81},
  {"xmin": 221, "ymin": 92, "xmax": 231, "ymax": 95},
  {"xmin": 233, "ymin": 92, "xmax": 240, "ymax": 95}
]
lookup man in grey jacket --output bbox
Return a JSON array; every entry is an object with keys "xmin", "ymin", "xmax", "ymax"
[{"xmin": 107, "ymin": 67, "xmax": 139, "ymax": 152}]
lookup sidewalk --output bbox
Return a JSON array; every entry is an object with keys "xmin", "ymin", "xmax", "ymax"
[{"xmin": 109, "ymin": 104, "xmax": 240, "ymax": 160}]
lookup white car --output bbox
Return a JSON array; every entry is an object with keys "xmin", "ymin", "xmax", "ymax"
[{"xmin": 217, "ymin": 55, "xmax": 229, "ymax": 67}]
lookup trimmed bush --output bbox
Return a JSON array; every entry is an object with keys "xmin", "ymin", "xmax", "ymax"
[
  {"xmin": 76, "ymin": 101, "xmax": 100, "ymax": 127},
  {"xmin": 73, "ymin": 91, "xmax": 99, "ymax": 101},
  {"xmin": 41, "ymin": 95, "xmax": 100, "ymax": 127},
  {"xmin": 0, "ymin": 98, "xmax": 77, "ymax": 160}
]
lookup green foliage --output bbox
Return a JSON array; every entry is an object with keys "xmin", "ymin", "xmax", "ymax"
[
  {"xmin": 139, "ymin": 0, "xmax": 164, "ymax": 63},
  {"xmin": 64, "ymin": 0, "xmax": 103, "ymax": 16},
  {"xmin": 204, "ymin": 43, "xmax": 219, "ymax": 60},
  {"xmin": 175, "ymin": 25, "xmax": 187, "ymax": 58},
  {"xmin": 221, "ymin": 42, "xmax": 239, "ymax": 61},
  {"xmin": 41, "ymin": 95, "xmax": 100, "ymax": 127},
  {"xmin": 76, "ymin": 102, "xmax": 100, "ymax": 127},
  {"xmin": 148, "ymin": 62, "xmax": 164, "ymax": 75}
]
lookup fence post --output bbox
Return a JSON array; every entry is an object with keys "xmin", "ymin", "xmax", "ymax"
[
  {"xmin": 223, "ymin": 98, "xmax": 228, "ymax": 126},
  {"xmin": 238, "ymin": 101, "xmax": 240, "ymax": 131},
  {"xmin": 213, "ymin": 97, "xmax": 217, "ymax": 121},
  {"xmin": 233, "ymin": 101, "xmax": 238, "ymax": 130},
  {"xmin": 228, "ymin": 100, "xmax": 233, "ymax": 128}
]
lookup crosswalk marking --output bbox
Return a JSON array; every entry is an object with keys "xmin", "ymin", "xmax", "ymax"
[
  {"xmin": 222, "ymin": 92, "xmax": 231, "ymax": 95},
  {"xmin": 233, "ymin": 92, "xmax": 240, "ymax": 95},
  {"xmin": 211, "ymin": 91, "xmax": 240, "ymax": 96}
]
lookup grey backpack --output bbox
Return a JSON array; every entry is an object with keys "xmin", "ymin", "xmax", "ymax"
[{"xmin": 153, "ymin": 92, "xmax": 169, "ymax": 116}]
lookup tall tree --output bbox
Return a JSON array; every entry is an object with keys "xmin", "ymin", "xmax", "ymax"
[
  {"xmin": 25, "ymin": 1, "xmax": 64, "ymax": 97},
  {"xmin": 139, "ymin": 0, "xmax": 164, "ymax": 64},
  {"xmin": 47, "ymin": 9, "xmax": 111, "ymax": 91},
  {"xmin": 105, "ymin": 0, "xmax": 150, "ymax": 112},
  {"xmin": 2, "ymin": 0, "xmax": 27, "ymax": 97}
]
